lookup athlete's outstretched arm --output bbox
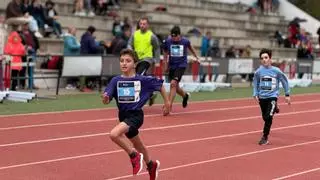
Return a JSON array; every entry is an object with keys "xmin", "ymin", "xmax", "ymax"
[{"xmin": 188, "ymin": 44, "xmax": 199, "ymax": 62}]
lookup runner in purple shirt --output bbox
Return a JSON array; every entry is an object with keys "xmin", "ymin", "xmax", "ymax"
[
  {"xmin": 102, "ymin": 49, "xmax": 170, "ymax": 180},
  {"xmin": 162, "ymin": 25, "xmax": 199, "ymax": 110}
]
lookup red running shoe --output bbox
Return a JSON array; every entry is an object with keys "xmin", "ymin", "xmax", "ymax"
[
  {"xmin": 147, "ymin": 160, "xmax": 160, "ymax": 180},
  {"xmin": 130, "ymin": 152, "xmax": 144, "ymax": 175}
]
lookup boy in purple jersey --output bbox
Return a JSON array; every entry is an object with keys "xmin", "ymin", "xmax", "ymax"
[
  {"xmin": 163, "ymin": 26, "xmax": 199, "ymax": 109},
  {"xmin": 102, "ymin": 49, "xmax": 170, "ymax": 180}
]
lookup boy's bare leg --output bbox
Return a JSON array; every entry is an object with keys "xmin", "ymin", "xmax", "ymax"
[
  {"xmin": 130, "ymin": 135, "xmax": 151, "ymax": 164},
  {"xmin": 109, "ymin": 122, "xmax": 134, "ymax": 155}
]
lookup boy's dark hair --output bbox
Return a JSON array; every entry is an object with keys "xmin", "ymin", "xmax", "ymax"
[
  {"xmin": 119, "ymin": 49, "xmax": 138, "ymax": 63},
  {"xmin": 259, "ymin": 48, "xmax": 272, "ymax": 58},
  {"xmin": 171, "ymin": 25, "xmax": 181, "ymax": 37},
  {"xmin": 87, "ymin": 26, "xmax": 96, "ymax": 34}
]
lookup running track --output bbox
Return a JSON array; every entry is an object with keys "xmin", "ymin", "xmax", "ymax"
[{"xmin": 0, "ymin": 94, "xmax": 320, "ymax": 180}]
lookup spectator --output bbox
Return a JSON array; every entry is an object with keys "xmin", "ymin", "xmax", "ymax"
[
  {"xmin": 240, "ymin": 45, "xmax": 253, "ymax": 82},
  {"xmin": 297, "ymin": 31, "xmax": 313, "ymax": 60},
  {"xmin": 80, "ymin": 26, "xmax": 103, "ymax": 92},
  {"xmin": 21, "ymin": 0, "xmax": 43, "ymax": 38},
  {"xmin": 110, "ymin": 0, "xmax": 120, "ymax": 9},
  {"xmin": 92, "ymin": 0, "xmax": 108, "ymax": 16},
  {"xmin": 136, "ymin": 0, "xmax": 143, "ymax": 9},
  {"xmin": 0, "ymin": 14, "xmax": 8, "ymax": 91},
  {"xmin": 29, "ymin": 0, "xmax": 46, "ymax": 31},
  {"xmin": 241, "ymin": 45, "xmax": 252, "ymax": 57},
  {"xmin": 44, "ymin": 0, "xmax": 62, "ymax": 38},
  {"xmin": 288, "ymin": 17, "xmax": 302, "ymax": 48},
  {"xmin": 21, "ymin": 0, "xmax": 31, "ymax": 14},
  {"xmin": 6, "ymin": 0, "xmax": 23, "ymax": 19},
  {"xmin": 200, "ymin": 31, "xmax": 212, "ymax": 57},
  {"xmin": 258, "ymin": 0, "xmax": 272, "ymax": 14},
  {"xmin": 64, "ymin": 27, "xmax": 80, "ymax": 55},
  {"xmin": 274, "ymin": 30, "xmax": 283, "ymax": 47},
  {"xmin": 64, "ymin": 26, "xmax": 80, "ymax": 90},
  {"xmin": 4, "ymin": 31, "xmax": 26, "ymax": 91},
  {"xmin": 80, "ymin": 26, "xmax": 103, "ymax": 54},
  {"xmin": 122, "ymin": 16, "xmax": 133, "ymax": 33},
  {"xmin": 110, "ymin": 27, "xmax": 131, "ymax": 55},
  {"xmin": 112, "ymin": 16, "xmax": 123, "ymax": 37},
  {"xmin": 210, "ymin": 38, "xmax": 221, "ymax": 58},
  {"xmin": 84, "ymin": 0, "xmax": 95, "ymax": 17},
  {"xmin": 225, "ymin": 46, "xmax": 236, "ymax": 58},
  {"xmin": 18, "ymin": 22, "xmax": 39, "ymax": 89},
  {"xmin": 74, "ymin": 0, "xmax": 86, "ymax": 16}
]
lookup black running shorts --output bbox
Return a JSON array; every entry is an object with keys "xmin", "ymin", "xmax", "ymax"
[
  {"xmin": 118, "ymin": 110, "xmax": 144, "ymax": 139},
  {"xmin": 168, "ymin": 68, "xmax": 186, "ymax": 82}
]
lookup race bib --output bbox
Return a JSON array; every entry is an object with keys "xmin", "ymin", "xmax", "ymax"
[
  {"xmin": 117, "ymin": 81, "xmax": 141, "ymax": 103},
  {"xmin": 260, "ymin": 76, "xmax": 276, "ymax": 91},
  {"xmin": 170, "ymin": 45, "xmax": 184, "ymax": 57}
]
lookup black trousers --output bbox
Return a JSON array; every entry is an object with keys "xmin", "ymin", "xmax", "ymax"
[
  {"xmin": 259, "ymin": 97, "xmax": 278, "ymax": 137},
  {"xmin": 11, "ymin": 69, "xmax": 26, "ymax": 91}
]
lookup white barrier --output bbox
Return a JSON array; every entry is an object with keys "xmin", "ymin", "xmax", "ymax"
[
  {"xmin": 0, "ymin": 91, "xmax": 9, "ymax": 102},
  {"xmin": 7, "ymin": 91, "xmax": 36, "ymax": 100},
  {"xmin": 0, "ymin": 91, "xmax": 36, "ymax": 103},
  {"xmin": 62, "ymin": 56, "xmax": 102, "ymax": 77},
  {"xmin": 6, "ymin": 96, "xmax": 30, "ymax": 103},
  {"xmin": 163, "ymin": 82, "xmax": 231, "ymax": 93}
]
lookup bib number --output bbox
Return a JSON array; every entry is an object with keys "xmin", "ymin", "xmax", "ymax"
[
  {"xmin": 260, "ymin": 76, "xmax": 276, "ymax": 91},
  {"xmin": 117, "ymin": 81, "xmax": 141, "ymax": 103},
  {"xmin": 170, "ymin": 45, "xmax": 184, "ymax": 57}
]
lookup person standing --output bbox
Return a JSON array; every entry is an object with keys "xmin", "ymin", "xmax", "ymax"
[{"xmin": 127, "ymin": 16, "xmax": 161, "ymax": 106}]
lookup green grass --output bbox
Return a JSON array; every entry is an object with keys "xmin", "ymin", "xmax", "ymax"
[{"xmin": 1, "ymin": 85, "xmax": 320, "ymax": 115}]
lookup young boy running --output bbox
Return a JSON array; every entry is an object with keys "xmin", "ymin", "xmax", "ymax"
[
  {"xmin": 162, "ymin": 26, "xmax": 199, "ymax": 109},
  {"xmin": 253, "ymin": 48, "xmax": 291, "ymax": 145},
  {"xmin": 102, "ymin": 49, "xmax": 170, "ymax": 179}
]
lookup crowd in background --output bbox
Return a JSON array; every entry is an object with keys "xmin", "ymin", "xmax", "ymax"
[{"xmin": 1, "ymin": 0, "xmax": 320, "ymax": 92}]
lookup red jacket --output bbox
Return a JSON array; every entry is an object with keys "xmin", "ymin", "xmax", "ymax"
[{"xmin": 4, "ymin": 31, "xmax": 25, "ymax": 71}]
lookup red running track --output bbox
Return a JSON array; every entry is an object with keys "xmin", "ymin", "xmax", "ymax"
[{"xmin": 0, "ymin": 93, "xmax": 319, "ymax": 180}]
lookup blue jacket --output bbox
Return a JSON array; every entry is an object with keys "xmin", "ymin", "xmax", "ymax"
[
  {"xmin": 200, "ymin": 36, "xmax": 210, "ymax": 57},
  {"xmin": 80, "ymin": 32, "xmax": 102, "ymax": 54},
  {"xmin": 63, "ymin": 33, "xmax": 80, "ymax": 55}
]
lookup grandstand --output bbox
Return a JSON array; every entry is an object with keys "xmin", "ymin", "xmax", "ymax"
[
  {"xmin": 0, "ymin": 0, "xmax": 319, "ymax": 93},
  {"xmin": 0, "ymin": 0, "xmax": 303, "ymax": 56},
  {"xmin": 1, "ymin": 2, "xmax": 320, "ymax": 179}
]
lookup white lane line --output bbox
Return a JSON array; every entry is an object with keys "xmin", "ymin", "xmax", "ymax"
[
  {"xmin": 105, "ymin": 140, "xmax": 320, "ymax": 180},
  {"xmin": 2, "ymin": 99, "xmax": 320, "ymax": 131},
  {"xmin": 1, "ymin": 108, "xmax": 320, "ymax": 148},
  {"xmin": 0, "ymin": 121, "xmax": 319, "ymax": 171},
  {"xmin": 272, "ymin": 167, "xmax": 320, "ymax": 180},
  {"xmin": 1, "ymin": 92, "xmax": 320, "ymax": 117}
]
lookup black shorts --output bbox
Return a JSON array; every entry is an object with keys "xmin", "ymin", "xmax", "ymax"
[
  {"xmin": 136, "ymin": 61, "xmax": 151, "ymax": 76},
  {"xmin": 119, "ymin": 110, "xmax": 144, "ymax": 139},
  {"xmin": 168, "ymin": 68, "xmax": 186, "ymax": 82}
]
